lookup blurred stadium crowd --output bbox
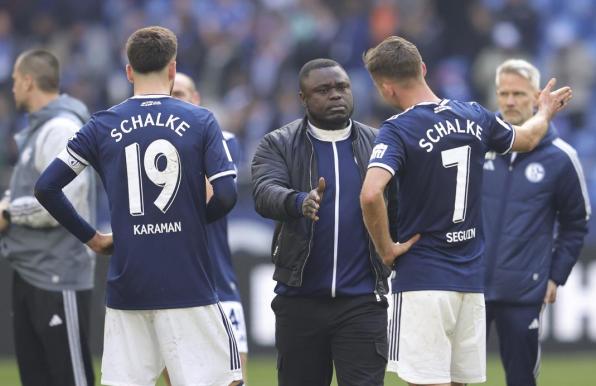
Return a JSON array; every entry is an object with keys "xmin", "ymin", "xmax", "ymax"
[{"xmin": 0, "ymin": 0, "xmax": 594, "ymax": 240}]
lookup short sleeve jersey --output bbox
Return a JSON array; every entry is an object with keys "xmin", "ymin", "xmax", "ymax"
[
  {"xmin": 66, "ymin": 95, "xmax": 236, "ymax": 309},
  {"xmin": 368, "ymin": 99, "xmax": 515, "ymax": 293}
]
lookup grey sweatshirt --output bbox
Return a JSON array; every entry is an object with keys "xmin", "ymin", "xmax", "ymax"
[{"xmin": 0, "ymin": 94, "xmax": 97, "ymax": 291}]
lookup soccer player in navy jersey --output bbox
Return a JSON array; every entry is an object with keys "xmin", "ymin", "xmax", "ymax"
[
  {"xmin": 34, "ymin": 26, "xmax": 243, "ymax": 386},
  {"xmin": 163, "ymin": 72, "xmax": 249, "ymax": 384},
  {"xmin": 359, "ymin": 36, "xmax": 572, "ymax": 386}
]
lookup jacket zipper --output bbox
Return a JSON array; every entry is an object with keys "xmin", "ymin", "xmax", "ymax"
[
  {"xmin": 331, "ymin": 141, "xmax": 340, "ymax": 298},
  {"xmin": 298, "ymin": 133, "xmax": 316, "ymax": 285},
  {"xmin": 485, "ymin": 152, "xmax": 516, "ymax": 288}
]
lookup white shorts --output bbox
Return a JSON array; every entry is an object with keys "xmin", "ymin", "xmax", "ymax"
[
  {"xmin": 387, "ymin": 291, "xmax": 486, "ymax": 384},
  {"xmin": 101, "ymin": 303, "xmax": 242, "ymax": 386},
  {"xmin": 220, "ymin": 301, "xmax": 248, "ymax": 354}
]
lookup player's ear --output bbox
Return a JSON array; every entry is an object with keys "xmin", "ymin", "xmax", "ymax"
[
  {"xmin": 421, "ymin": 62, "xmax": 427, "ymax": 77},
  {"xmin": 299, "ymin": 90, "xmax": 307, "ymax": 107},
  {"xmin": 23, "ymin": 74, "xmax": 34, "ymax": 91},
  {"xmin": 380, "ymin": 81, "xmax": 394, "ymax": 98},
  {"xmin": 125, "ymin": 64, "xmax": 134, "ymax": 84},
  {"xmin": 168, "ymin": 61, "xmax": 176, "ymax": 82}
]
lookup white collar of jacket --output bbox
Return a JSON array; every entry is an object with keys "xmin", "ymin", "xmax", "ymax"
[{"xmin": 307, "ymin": 119, "xmax": 352, "ymax": 142}]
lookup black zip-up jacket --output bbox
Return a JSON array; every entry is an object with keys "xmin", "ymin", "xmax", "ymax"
[{"xmin": 251, "ymin": 117, "xmax": 395, "ymax": 295}]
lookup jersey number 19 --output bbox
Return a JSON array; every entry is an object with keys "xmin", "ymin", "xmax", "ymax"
[{"xmin": 125, "ymin": 139, "xmax": 182, "ymax": 216}]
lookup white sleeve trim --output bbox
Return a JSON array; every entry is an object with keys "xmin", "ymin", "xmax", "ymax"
[
  {"xmin": 208, "ymin": 169, "xmax": 237, "ymax": 182},
  {"xmin": 495, "ymin": 115, "xmax": 515, "ymax": 155},
  {"xmin": 66, "ymin": 147, "xmax": 89, "ymax": 166},
  {"xmin": 368, "ymin": 162, "xmax": 396, "ymax": 176},
  {"xmin": 552, "ymin": 138, "xmax": 592, "ymax": 220},
  {"xmin": 222, "ymin": 131, "xmax": 236, "ymax": 140},
  {"xmin": 57, "ymin": 149, "xmax": 88, "ymax": 175},
  {"xmin": 222, "ymin": 139, "xmax": 233, "ymax": 162}
]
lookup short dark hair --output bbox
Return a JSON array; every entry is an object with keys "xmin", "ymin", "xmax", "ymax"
[
  {"xmin": 16, "ymin": 49, "xmax": 60, "ymax": 92},
  {"xmin": 363, "ymin": 36, "xmax": 423, "ymax": 82},
  {"xmin": 126, "ymin": 26, "xmax": 177, "ymax": 74},
  {"xmin": 298, "ymin": 58, "xmax": 344, "ymax": 91}
]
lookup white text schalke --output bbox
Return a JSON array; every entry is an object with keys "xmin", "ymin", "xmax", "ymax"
[
  {"xmin": 419, "ymin": 119, "xmax": 483, "ymax": 152},
  {"xmin": 111, "ymin": 113, "xmax": 189, "ymax": 142}
]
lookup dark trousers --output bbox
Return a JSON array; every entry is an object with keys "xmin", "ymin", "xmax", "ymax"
[
  {"xmin": 12, "ymin": 271, "xmax": 95, "ymax": 386},
  {"xmin": 486, "ymin": 301, "xmax": 543, "ymax": 386},
  {"xmin": 272, "ymin": 294, "xmax": 388, "ymax": 386}
]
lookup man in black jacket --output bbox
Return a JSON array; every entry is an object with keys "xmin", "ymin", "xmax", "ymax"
[{"xmin": 251, "ymin": 58, "xmax": 413, "ymax": 386}]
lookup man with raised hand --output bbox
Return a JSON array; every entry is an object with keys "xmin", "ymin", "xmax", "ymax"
[
  {"xmin": 360, "ymin": 36, "xmax": 571, "ymax": 386},
  {"xmin": 34, "ymin": 26, "xmax": 242, "ymax": 386},
  {"xmin": 483, "ymin": 59, "xmax": 590, "ymax": 386},
  {"xmin": 252, "ymin": 58, "xmax": 401, "ymax": 386}
]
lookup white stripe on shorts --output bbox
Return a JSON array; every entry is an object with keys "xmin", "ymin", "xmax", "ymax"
[
  {"xmin": 217, "ymin": 303, "xmax": 241, "ymax": 371},
  {"xmin": 63, "ymin": 290, "xmax": 87, "ymax": 386},
  {"xmin": 389, "ymin": 293, "xmax": 402, "ymax": 362}
]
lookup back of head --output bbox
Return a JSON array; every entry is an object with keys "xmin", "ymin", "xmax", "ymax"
[
  {"xmin": 126, "ymin": 26, "xmax": 177, "ymax": 74},
  {"xmin": 16, "ymin": 49, "xmax": 60, "ymax": 93},
  {"xmin": 363, "ymin": 36, "xmax": 423, "ymax": 83},
  {"xmin": 495, "ymin": 58, "xmax": 540, "ymax": 90},
  {"xmin": 298, "ymin": 58, "xmax": 344, "ymax": 91}
]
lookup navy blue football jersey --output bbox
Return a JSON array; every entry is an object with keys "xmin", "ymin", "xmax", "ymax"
[
  {"xmin": 208, "ymin": 131, "xmax": 241, "ymax": 302},
  {"xmin": 368, "ymin": 99, "xmax": 515, "ymax": 293},
  {"xmin": 66, "ymin": 94, "xmax": 236, "ymax": 309}
]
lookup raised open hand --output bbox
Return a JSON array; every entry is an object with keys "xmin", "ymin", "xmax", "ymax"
[
  {"xmin": 302, "ymin": 177, "xmax": 326, "ymax": 221},
  {"xmin": 538, "ymin": 78, "xmax": 572, "ymax": 121}
]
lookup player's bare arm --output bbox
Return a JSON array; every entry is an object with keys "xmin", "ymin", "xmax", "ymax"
[
  {"xmin": 511, "ymin": 78, "xmax": 572, "ymax": 152},
  {"xmin": 302, "ymin": 177, "xmax": 325, "ymax": 221},
  {"xmin": 360, "ymin": 167, "xmax": 419, "ymax": 267}
]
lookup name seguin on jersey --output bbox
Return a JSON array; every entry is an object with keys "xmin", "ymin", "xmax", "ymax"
[
  {"xmin": 133, "ymin": 221, "xmax": 182, "ymax": 236},
  {"xmin": 446, "ymin": 227, "xmax": 476, "ymax": 243},
  {"xmin": 110, "ymin": 113, "xmax": 189, "ymax": 143},
  {"xmin": 419, "ymin": 118, "xmax": 483, "ymax": 153}
]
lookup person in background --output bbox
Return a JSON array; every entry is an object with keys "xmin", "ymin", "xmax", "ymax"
[
  {"xmin": 482, "ymin": 58, "xmax": 590, "ymax": 386},
  {"xmin": 0, "ymin": 49, "xmax": 96, "ymax": 386},
  {"xmin": 164, "ymin": 72, "xmax": 249, "ymax": 385}
]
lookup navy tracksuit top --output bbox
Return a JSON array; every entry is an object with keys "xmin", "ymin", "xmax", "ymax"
[{"xmin": 276, "ymin": 127, "xmax": 375, "ymax": 297}]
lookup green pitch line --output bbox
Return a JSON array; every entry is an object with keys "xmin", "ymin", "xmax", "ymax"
[{"xmin": 0, "ymin": 353, "xmax": 594, "ymax": 385}]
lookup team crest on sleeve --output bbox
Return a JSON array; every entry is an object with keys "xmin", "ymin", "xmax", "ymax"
[
  {"xmin": 57, "ymin": 148, "xmax": 87, "ymax": 175},
  {"xmin": 525, "ymin": 162, "xmax": 545, "ymax": 183},
  {"xmin": 370, "ymin": 143, "xmax": 388, "ymax": 160}
]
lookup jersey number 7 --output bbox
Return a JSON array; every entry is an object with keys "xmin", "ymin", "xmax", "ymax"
[{"xmin": 441, "ymin": 145, "xmax": 471, "ymax": 223}]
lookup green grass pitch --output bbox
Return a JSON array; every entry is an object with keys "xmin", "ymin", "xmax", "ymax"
[{"xmin": 0, "ymin": 353, "xmax": 594, "ymax": 385}]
